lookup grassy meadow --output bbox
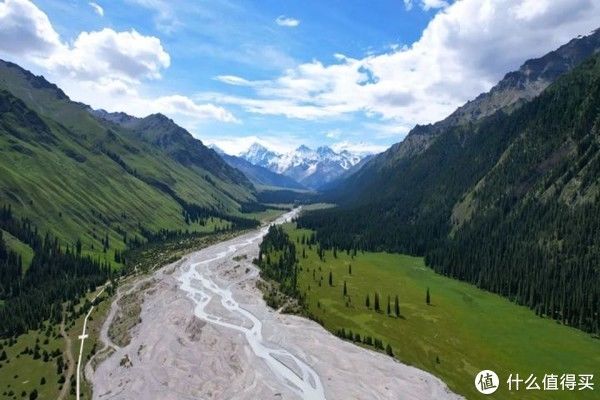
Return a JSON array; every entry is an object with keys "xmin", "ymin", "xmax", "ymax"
[{"xmin": 285, "ymin": 224, "xmax": 600, "ymax": 400}]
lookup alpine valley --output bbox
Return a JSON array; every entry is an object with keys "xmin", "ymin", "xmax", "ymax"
[{"xmin": 1, "ymin": 2, "xmax": 600, "ymax": 400}]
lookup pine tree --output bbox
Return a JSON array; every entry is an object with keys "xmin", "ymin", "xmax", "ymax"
[
  {"xmin": 328, "ymin": 271, "xmax": 333, "ymax": 286},
  {"xmin": 426, "ymin": 287, "xmax": 431, "ymax": 305},
  {"xmin": 343, "ymin": 281, "xmax": 347, "ymax": 296},
  {"xmin": 385, "ymin": 344, "xmax": 394, "ymax": 356},
  {"xmin": 365, "ymin": 294, "xmax": 370, "ymax": 308},
  {"xmin": 394, "ymin": 295, "xmax": 400, "ymax": 317},
  {"xmin": 387, "ymin": 295, "xmax": 391, "ymax": 315},
  {"xmin": 374, "ymin": 292, "xmax": 380, "ymax": 312}
]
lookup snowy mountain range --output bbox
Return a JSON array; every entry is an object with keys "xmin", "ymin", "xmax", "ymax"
[{"xmin": 238, "ymin": 143, "xmax": 369, "ymax": 189}]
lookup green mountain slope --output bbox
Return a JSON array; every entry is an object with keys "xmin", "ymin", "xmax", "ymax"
[
  {"xmin": 327, "ymin": 29, "xmax": 600, "ymax": 201},
  {"xmin": 0, "ymin": 59, "xmax": 258, "ymax": 262},
  {"xmin": 300, "ymin": 46, "xmax": 600, "ymax": 333}
]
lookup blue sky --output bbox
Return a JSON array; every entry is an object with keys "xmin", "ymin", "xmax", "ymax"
[{"xmin": 1, "ymin": 0, "xmax": 599, "ymax": 154}]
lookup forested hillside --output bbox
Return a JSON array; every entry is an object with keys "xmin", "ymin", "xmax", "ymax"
[
  {"xmin": 326, "ymin": 29, "xmax": 600, "ymax": 201},
  {"xmin": 0, "ymin": 59, "xmax": 263, "ymax": 338},
  {"xmin": 299, "ymin": 52, "xmax": 600, "ymax": 333},
  {"xmin": 0, "ymin": 59, "xmax": 259, "ymax": 262}
]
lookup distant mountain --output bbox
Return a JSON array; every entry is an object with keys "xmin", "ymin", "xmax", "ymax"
[
  {"xmin": 209, "ymin": 145, "xmax": 306, "ymax": 190},
  {"xmin": 299, "ymin": 30, "xmax": 600, "ymax": 334},
  {"xmin": 240, "ymin": 143, "xmax": 368, "ymax": 189}
]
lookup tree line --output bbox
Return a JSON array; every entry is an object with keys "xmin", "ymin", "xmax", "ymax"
[
  {"xmin": 0, "ymin": 205, "xmax": 112, "ymax": 337},
  {"xmin": 298, "ymin": 54, "xmax": 600, "ymax": 334}
]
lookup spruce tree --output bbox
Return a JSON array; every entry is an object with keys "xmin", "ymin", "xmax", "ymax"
[
  {"xmin": 328, "ymin": 271, "xmax": 333, "ymax": 286},
  {"xmin": 387, "ymin": 295, "xmax": 391, "ymax": 315},
  {"xmin": 394, "ymin": 295, "xmax": 400, "ymax": 317},
  {"xmin": 385, "ymin": 344, "xmax": 394, "ymax": 356},
  {"xmin": 343, "ymin": 280, "xmax": 347, "ymax": 296},
  {"xmin": 426, "ymin": 287, "xmax": 431, "ymax": 305},
  {"xmin": 374, "ymin": 292, "xmax": 380, "ymax": 312},
  {"xmin": 365, "ymin": 294, "xmax": 370, "ymax": 308}
]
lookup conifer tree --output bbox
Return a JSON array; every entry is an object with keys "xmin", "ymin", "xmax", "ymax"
[
  {"xmin": 426, "ymin": 287, "xmax": 431, "ymax": 305},
  {"xmin": 385, "ymin": 344, "xmax": 394, "ymax": 356}
]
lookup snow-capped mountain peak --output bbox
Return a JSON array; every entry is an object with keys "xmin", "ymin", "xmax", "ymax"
[
  {"xmin": 239, "ymin": 143, "xmax": 279, "ymax": 168},
  {"xmin": 239, "ymin": 143, "xmax": 372, "ymax": 189}
]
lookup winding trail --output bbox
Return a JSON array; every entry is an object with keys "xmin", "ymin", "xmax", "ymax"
[{"xmin": 76, "ymin": 288, "xmax": 106, "ymax": 400}]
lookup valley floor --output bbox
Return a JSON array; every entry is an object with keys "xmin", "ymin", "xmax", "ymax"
[
  {"xmin": 284, "ymin": 224, "xmax": 600, "ymax": 400},
  {"xmin": 88, "ymin": 210, "xmax": 460, "ymax": 400}
]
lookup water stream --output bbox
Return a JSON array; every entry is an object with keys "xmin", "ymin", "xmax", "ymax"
[{"xmin": 177, "ymin": 211, "xmax": 326, "ymax": 400}]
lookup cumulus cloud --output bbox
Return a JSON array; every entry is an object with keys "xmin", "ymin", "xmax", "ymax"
[
  {"xmin": 0, "ymin": 0, "xmax": 237, "ymax": 125},
  {"xmin": 46, "ymin": 28, "xmax": 171, "ymax": 83},
  {"xmin": 89, "ymin": 2, "xmax": 104, "ymax": 16},
  {"xmin": 152, "ymin": 95, "xmax": 239, "ymax": 123},
  {"xmin": 275, "ymin": 15, "xmax": 300, "ymax": 27},
  {"xmin": 209, "ymin": 0, "xmax": 600, "ymax": 129},
  {"xmin": 0, "ymin": 0, "xmax": 61, "ymax": 56}
]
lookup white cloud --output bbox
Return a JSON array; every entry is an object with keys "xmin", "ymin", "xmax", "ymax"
[
  {"xmin": 205, "ymin": 135, "xmax": 303, "ymax": 155},
  {"xmin": 152, "ymin": 95, "xmax": 239, "ymax": 123},
  {"xmin": 403, "ymin": 0, "xmax": 413, "ymax": 11},
  {"xmin": 324, "ymin": 129, "xmax": 342, "ymax": 139},
  {"xmin": 420, "ymin": 0, "xmax": 449, "ymax": 11},
  {"xmin": 126, "ymin": 0, "xmax": 180, "ymax": 33},
  {"xmin": 0, "ymin": 0, "xmax": 61, "ymax": 57},
  {"xmin": 331, "ymin": 141, "xmax": 387, "ymax": 155},
  {"xmin": 207, "ymin": 0, "xmax": 600, "ymax": 130},
  {"xmin": 47, "ymin": 28, "xmax": 171, "ymax": 83},
  {"xmin": 215, "ymin": 75, "xmax": 258, "ymax": 86},
  {"xmin": 275, "ymin": 15, "xmax": 300, "ymax": 27},
  {"xmin": 89, "ymin": 2, "xmax": 104, "ymax": 16},
  {"xmin": 0, "ymin": 0, "xmax": 237, "ymax": 126}
]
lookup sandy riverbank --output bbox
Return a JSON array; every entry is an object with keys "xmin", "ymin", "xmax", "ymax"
[{"xmin": 89, "ymin": 211, "xmax": 463, "ymax": 400}]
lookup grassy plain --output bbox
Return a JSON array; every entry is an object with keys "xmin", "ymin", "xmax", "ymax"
[{"xmin": 285, "ymin": 224, "xmax": 600, "ymax": 400}]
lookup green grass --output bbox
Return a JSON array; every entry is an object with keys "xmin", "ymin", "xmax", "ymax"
[
  {"xmin": 1, "ymin": 230, "xmax": 33, "ymax": 272},
  {"xmin": 285, "ymin": 224, "xmax": 600, "ymax": 400},
  {"xmin": 243, "ymin": 207, "xmax": 290, "ymax": 224},
  {"xmin": 300, "ymin": 203, "xmax": 336, "ymax": 212},
  {"xmin": 0, "ymin": 327, "xmax": 63, "ymax": 400},
  {"xmin": 0, "ymin": 63, "xmax": 258, "ymax": 267}
]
